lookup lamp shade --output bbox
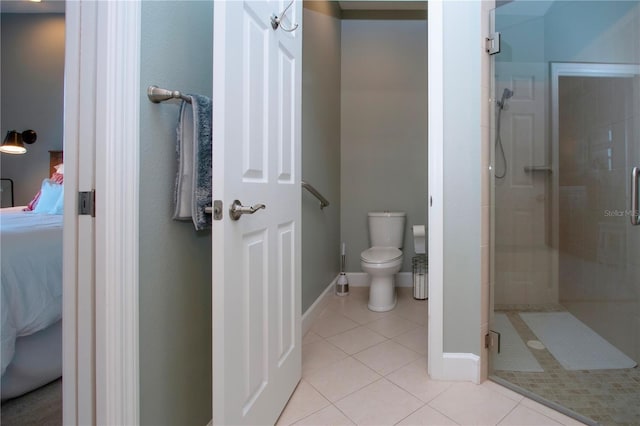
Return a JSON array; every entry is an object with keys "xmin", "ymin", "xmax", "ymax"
[{"xmin": 0, "ymin": 131, "xmax": 26, "ymax": 155}]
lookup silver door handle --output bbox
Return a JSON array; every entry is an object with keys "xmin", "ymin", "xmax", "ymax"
[
  {"xmin": 229, "ymin": 200, "xmax": 266, "ymax": 221},
  {"xmin": 632, "ymin": 167, "xmax": 639, "ymax": 226}
]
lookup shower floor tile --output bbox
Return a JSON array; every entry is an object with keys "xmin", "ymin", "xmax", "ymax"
[{"xmin": 493, "ymin": 309, "xmax": 640, "ymax": 426}]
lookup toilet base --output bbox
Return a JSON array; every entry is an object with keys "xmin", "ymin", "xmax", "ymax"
[
  {"xmin": 367, "ymin": 276, "xmax": 397, "ymax": 312},
  {"xmin": 368, "ymin": 298, "xmax": 397, "ymax": 312}
]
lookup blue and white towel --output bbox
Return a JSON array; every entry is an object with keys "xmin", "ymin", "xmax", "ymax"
[{"xmin": 173, "ymin": 94, "xmax": 212, "ymax": 230}]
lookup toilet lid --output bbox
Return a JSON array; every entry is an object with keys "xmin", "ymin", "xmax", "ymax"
[{"xmin": 361, "ymin": 247, "xmax": 402, "ymax": 264}]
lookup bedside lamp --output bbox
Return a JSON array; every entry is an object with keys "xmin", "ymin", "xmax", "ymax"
[{"xmin": 0, "ymin": 130, "xmax": 37, "ymax": 155}]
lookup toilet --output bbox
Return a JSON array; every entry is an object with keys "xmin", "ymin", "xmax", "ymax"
[{"xmin": 361, "ymin": 212, "xmax": 406, "ymax": 312}]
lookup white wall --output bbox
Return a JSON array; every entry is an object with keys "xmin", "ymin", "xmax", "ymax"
[
  {"xmin": 340, "ymin": 19, "xmax": 428, "ymax": 273},
  {"xmin": 441, "ymin": 0, "xmax": 485, "ymax": 357},
  {"xmin": 138, "ymin": 2, "xmax": 212, "ymax": 424},
  {"xmin": 0, "ymin": 14, "xmax": 65, "ymax": 206},
  {"xmin": 301, "ymin": 1, "xmax": 342, "ymax": 312}
]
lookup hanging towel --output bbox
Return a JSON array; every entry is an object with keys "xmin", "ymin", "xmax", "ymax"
[{"xmin": 173, "ymin": 94, "xmax": 212, "ymax": 230}]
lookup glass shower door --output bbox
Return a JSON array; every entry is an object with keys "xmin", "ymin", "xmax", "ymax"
[{"xmin": 489, "ymin": 2, "xmax": 640, "ymax": 424}]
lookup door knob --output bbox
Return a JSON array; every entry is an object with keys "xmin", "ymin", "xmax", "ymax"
[{"xmin": 229, "ymin": 200, "xmax": 266, "ymax": 221}]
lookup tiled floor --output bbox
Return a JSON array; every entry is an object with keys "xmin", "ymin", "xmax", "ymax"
[{"xmin": 278, "ymin": 287, "xmax": 586, "ymax": 426}]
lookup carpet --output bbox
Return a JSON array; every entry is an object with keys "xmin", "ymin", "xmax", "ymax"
[
  {"xmin": 0, "ymin": 378, "xmax": 61, "ymax": 426},
  {"xmin": 493, "ymin": 313, "xmax": 543, "ymax": 372},
  {"xmin": 520, "ymin": 312, "xmax": 637, "ymax": 371}
]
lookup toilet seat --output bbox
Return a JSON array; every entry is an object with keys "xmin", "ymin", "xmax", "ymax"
[{"xmin": 360, "ymin": 247, "xmax": 402, "ymax": 264}]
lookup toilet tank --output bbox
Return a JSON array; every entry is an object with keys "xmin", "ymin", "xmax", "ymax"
[{"xmin": 368, "ymin": 212, "xmax": 406, "ymax": 248}]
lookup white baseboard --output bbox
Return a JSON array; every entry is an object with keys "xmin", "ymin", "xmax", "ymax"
[
  {"xmin": 440, "ymin": 353, "xmax": 481, "ymax": 383},
  {"xmin": 302, "ymin": 278, "xmax": 336, "ymax": 336},
  {"xmin": 346, "ymin": 272, "xmax": 417, "ymax": 288}
]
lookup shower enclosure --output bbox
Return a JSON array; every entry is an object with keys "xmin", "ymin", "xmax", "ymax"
[{"xmin": 489, "ymin": 2, "xmax": 640, "ymax": 425}]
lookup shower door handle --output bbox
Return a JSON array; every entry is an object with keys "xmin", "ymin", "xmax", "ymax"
[{"xmin": 632, "ymin": 167, "xmax": 639, "ymax": 226}]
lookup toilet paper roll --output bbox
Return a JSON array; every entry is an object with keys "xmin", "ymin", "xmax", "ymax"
[{"xmin": 413, "ymin": 225, "xmax": 426, "ymax": 254}]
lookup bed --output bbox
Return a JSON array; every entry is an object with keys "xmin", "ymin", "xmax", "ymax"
[{"xmin": 1, "ymin": 153, "xmax": 64, "ymax": 401}]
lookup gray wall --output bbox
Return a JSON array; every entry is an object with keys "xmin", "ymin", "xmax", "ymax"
[
  {"xmin": 340, "ymin": 19, "xmax": 428, "ymax": 273},
  {"xmin": 442, "ymin": 0, "xmax": 482, "ymax": 355},
  {"xmin": 139, "ymin": 2, "xmax": 212, "ymax": 425},
  {"xmin": 0, "ymin": 13, "xmax": 65, "ymax": 206},
  {"xmin": 302, "ymin": 1, "xmax": 342, "ymax": 312},
  {"xmin": 544, "ymin": 1, "xmax": 639, "ymax": 64}
]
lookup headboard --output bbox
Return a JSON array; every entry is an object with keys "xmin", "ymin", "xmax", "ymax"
[{"xmin": 49, "ymin": 150, "xmax": 64, "ymax": 177}]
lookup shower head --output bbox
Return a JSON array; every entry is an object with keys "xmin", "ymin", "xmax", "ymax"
[{"xmin": 497, "ymin": 88, "xmax": 514, "ymax": 109}]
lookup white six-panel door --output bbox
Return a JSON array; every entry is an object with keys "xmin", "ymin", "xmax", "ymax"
[{"xmin": 212, "ymin": 1, "xmax": 302, "ymax": 424}]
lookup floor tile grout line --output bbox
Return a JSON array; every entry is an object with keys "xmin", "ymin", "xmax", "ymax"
[
  {"xmin": 304, "ymin": 354, "xmax": 384, "ymax": 404},
  {"xmin": 298, "ymin": 376, "xmax": 362, "ymax": 424},
  {"xmin": 385, "ymin": 369, "xmax": 452, "ymax": 406},
  {"xmin": 323, "ymin": 325, "xmax": 423, "ymax": 358},
  {"xmin": 331, "ymin": 399, "xmax": 358, "ymax": 425},
  {"xmin": 278, "ymin": 383, "xmax": 332, "ymax": 426},
  {"xmin": 514, "ymin": 400, "xmax": 568, "ymax": 426},
  {"xmin": 334, "ymin": 337, "xmax": 393, "ymax": 357},
  {"xmin": 391, "ymin": 400, "xmax": 430, "ymax": 426},
  {"xmin": 494, "ymin": 399, "xmax": 521, "ymax": 426},
  {"xmin": 391, "ymin": 334, "xmax": 428, "ymax": 355},
  {"xmin": 424, "ymin": 400, "xmax": 464, "ymax": 426}
]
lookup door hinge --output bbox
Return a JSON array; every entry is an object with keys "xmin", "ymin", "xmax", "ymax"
[
  {"xmin": 485, "ymin": 330, "xmax": 501, "ymax": 353},
  {"xmin": 78, "ymin": 190, "xmax": 95, "ymax": 217},
  {"xmin": 485, "ymin": 32, "xmax": 501, "ymax": 55}
]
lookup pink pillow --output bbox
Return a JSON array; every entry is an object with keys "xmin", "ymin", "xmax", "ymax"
[{"xmin": 24, "ymin": 172, "xmax": 64, "ymax": 211}]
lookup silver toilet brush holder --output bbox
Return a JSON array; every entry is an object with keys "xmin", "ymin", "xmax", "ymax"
[
  {"xmin": 336, "ymin": 243, "xmax": 349, "ymax": 296},
  {"xmin": 336, "ymin": 272, "xmax": 349, "ymax": 296}
]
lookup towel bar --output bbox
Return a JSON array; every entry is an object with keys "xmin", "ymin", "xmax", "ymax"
[{"xmin": 147, "ymin": 85, "xmax": 191, "ymax": 104}]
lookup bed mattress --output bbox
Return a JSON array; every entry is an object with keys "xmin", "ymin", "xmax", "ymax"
[
  {"xmin": 1, "ymin": 320, "xmax": 62, "ymax": 400},
  {"xmin": 1, "ymin": 211, "xmax": 63, "ymax": 376}
]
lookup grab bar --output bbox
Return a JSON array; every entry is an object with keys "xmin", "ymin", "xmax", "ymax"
[
  {"xmin": 524, "ymin": 165, "xmax": 552, "ymax": 173},
  {"xmin": 302, "ymin": 180, "xmax": 329, "ymax": 209}
]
